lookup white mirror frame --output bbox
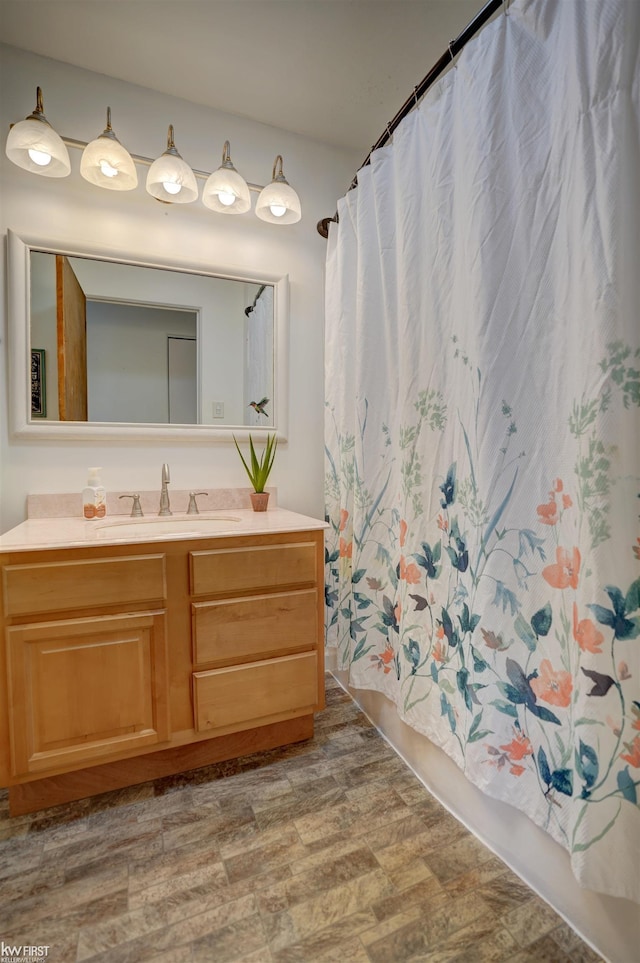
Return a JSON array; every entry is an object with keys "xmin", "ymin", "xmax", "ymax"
[{"xmin": 7, "ymin": 229, "xmax": 289, "ymax": 442}]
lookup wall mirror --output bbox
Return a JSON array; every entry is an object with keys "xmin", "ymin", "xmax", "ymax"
[{"xmin": 7, "ymin": 230, "xmax": 289, "ymax": 441}]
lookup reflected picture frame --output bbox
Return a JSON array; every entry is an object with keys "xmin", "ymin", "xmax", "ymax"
[{"xmin": 31, "ymin": 348, "xmax": 46, "ymax": 417}]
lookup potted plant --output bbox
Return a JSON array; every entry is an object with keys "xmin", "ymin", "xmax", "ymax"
[{"xmin": 233, "ymin": 432, "xmax": 277, "ymax": 511}]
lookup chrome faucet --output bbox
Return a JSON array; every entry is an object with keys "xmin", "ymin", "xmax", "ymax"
[{"xmin": 158, "ymin": 463, "xmax": 172, "ymax": 515}]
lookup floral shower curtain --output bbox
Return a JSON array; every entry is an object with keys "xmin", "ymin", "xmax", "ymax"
[{"xmin": 325, "ymin": 0, "xmax": 640, "ymax": 901}]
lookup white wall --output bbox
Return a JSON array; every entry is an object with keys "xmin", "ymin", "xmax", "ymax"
[{"xmin": 0, "ymin": 43, "xmax": 358, "ymax": 532}]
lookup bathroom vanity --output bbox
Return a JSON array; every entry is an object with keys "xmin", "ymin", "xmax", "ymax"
[{"xmin": 0, "ymin": 505, "xmax": 326, "ymax": 814}]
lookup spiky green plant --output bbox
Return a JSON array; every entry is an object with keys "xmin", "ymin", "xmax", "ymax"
[{"xmin": 233, "ymin": 433, "xmax": 278, "ymax": 493}]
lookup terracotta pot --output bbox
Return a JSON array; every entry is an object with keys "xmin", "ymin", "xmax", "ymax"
[{"xmin": 250, "ymin": 491, "xmax": 270, "ymax": 512}]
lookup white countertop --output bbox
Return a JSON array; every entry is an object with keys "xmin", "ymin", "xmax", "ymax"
[{"xmin": 0, "ymin": 508, "xmax": 328, "ymax": 553}]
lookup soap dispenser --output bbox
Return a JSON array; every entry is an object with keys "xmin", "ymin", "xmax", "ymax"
[{"xmin": 83, "ymin": 467, "xmax": 107, "ymax": 520}]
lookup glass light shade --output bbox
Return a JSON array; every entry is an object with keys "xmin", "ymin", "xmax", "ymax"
[
  {"xmin": 80, "ymin": 109, "xmax": 137, "ymax": 191},
  {"xmin": 203, "ymin": 167, "xmax": 251, "ymax": 214},
  {"xmin": 146, "ymin": 125, "xmax": 198, "ymax": 204},
  {"xmin": 5, "ymin": 87, "xmax": 70, "ymax": 178},
  {"xmin": 256, "ymin": 180, "xmax": 301, "ymax": 224},
  {"xmin": 255, "ymin": 155, "xmax": 301, "ymax": 224}
]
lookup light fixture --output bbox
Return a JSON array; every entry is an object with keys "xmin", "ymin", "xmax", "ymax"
[
  {"xmin": 80, "ymin": 107, "xmax": 138, "ymax": 191},
  {"xmin": 6, "ymin": 89, "xmax": 302, "ymax": 223},
  {"xmin": 202, "ymin": 141, "xmax": 251, "ymax": 214},
  {"xmin": 255, "ymin": 155, "xmax": 301, "ymax": 224},
  {"xmin": 5, "ymin": 86, "xmax": 70, "ymax": 177},
  {"xmin": 145, "ymin": 125, "xmax": 198, "ymax": 204}
]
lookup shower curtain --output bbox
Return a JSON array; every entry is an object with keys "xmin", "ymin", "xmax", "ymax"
[
  {"xmin": 245, "ymin": 285, "xmax": 274, "ymax": 426},
  {"xmin": 325, "ymin": 0, "xmax": 640, "ymax": 901}
]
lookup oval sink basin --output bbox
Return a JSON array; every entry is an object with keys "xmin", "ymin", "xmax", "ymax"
[{"xmin": 97, "ymin": 515, "xmax": 241, "ymax": 538}]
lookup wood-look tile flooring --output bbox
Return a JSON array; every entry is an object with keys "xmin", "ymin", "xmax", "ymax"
[{"xmin": 0, "ymin": 675, "xmax": 603, "ymax": 963}]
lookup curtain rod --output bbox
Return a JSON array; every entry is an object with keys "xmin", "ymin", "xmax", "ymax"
[{"xmin": 317, "ymin": 0, "xmax": 504, "ymax": 238}]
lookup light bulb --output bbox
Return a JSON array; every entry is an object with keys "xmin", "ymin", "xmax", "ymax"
[
  {"xmin": 218, "ymin": 190, "xmax": 236, "ymax": 207},
  {"xmin": 27, "ymin": 147, "xmax": 52, "ymax": 167},
  {"xmin": 99, "ymin": 158, "xmax": 119, "ymax": 178},
  {"xmin": 163, "ymin": 181, "xmax": 182, "ymax": 195},
  {"xmin": 270, "ymin": 204, "xmax": 287, "ymax": 218}
]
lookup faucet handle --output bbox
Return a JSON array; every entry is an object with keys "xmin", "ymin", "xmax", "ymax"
[
  {"xmin": 187, "ymin": 491, "xmax": 207, "ymax": 515},
  {"xmin": 119, "ymin": 493, "xmax": 143, "ymax": 517}
]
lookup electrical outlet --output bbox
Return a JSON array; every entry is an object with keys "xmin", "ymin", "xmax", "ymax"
[{"xmin": 212, "ymin": 401, "xmax": 225, "ymax": 419}]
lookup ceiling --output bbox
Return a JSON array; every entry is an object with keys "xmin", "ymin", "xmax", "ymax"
[{"xmin": 0, "ymin": 0, "xmax": 486, "ymax": 157}]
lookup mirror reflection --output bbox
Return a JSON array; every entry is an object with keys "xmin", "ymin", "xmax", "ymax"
[{"xmin": 29, "ymin": 252, "xmax": 274, "ymax": 427}]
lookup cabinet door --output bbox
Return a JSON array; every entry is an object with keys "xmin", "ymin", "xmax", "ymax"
[{"xmin": 7, "ymin": 611, "xmax": 169, "ymax": 777}]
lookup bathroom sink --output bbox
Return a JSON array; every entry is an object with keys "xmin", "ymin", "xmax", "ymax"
[{"xmin": 97, "ymin": 515, "xmax": 241, "ymax": 538}]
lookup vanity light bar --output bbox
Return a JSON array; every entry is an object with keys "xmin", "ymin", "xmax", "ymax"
[
  {"xmin": 6, "ymin": 89, "xmax": 302, "ymax": 224},
  {"xmin": 62, "ymin": 134, "xmax": 265, "ymax": 192}
]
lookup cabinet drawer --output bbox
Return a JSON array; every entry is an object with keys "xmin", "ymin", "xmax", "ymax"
[
  {"xmin": 190, "ymin": 541, "xmax": 317, "ymax": 597},
  {"xmin": 193, "ymin": 651, "xmax": 318, "ymax": 733},
  {"xmin": 2, "ymin": 555, "xmax": 166, "ymax": 617},
  {"xmin": 193, "ymin": 589, "xmax": 317, "ymax": 666}
]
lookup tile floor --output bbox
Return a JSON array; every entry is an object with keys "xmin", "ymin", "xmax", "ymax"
[{"xmin": 0, "ymin": 674, "xmax": 604, "ymax": 963}]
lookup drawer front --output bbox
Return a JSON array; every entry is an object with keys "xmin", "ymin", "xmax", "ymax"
[
  {"xmin": 190, "ymin": 541, "xmax": 317, "ymax": 597},
  {"xmin": 193, "ymin": 651, "xmax": 318, "ymax": 733},
  {"xmin": 193, "ymin": 589, "xmax": 318, "ymax": 666},
  {"xmin": 3, "ymin": 554, "xmax": 166, "ymax": 617}
]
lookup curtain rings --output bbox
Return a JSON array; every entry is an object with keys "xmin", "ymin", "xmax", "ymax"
[
  {"xmin": 504, "ymin": 0, "xmax": 512, "ymax": 14},
  {"xmin": 448, "ymin": 40, "xmax": 458, "ymax": 68}
]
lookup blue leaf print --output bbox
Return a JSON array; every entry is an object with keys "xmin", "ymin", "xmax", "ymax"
[
  {"xmin": 468, "ymin": 712, "xmax": 492, "ymax": 743},
  {"xmin": 504, "ymin": 659, "xmax": 561, "ymax": 725},
  {"xmin": 625, "ymin": 577, "xmax": 640, "ymax": 615},
  {"xmin": 576, "ymin": 739, "xmax": 599, "ymax": 794},
  {"xmin": 440, "ymin": 463, "xmax": 457, "ymax": 509},
  {"xmin": 441, "ymin": 607, "xmax": 459, "ymax": 647},
  {"xmin": 445, "ymin": 544, "xmax": 469, "ymax": 573},
  {"xmin": 440, "ymin": 692, "xmax": 457, "ymax": 733},
  {"xmin": 538, "ymin": 747, "xmax": 572, "ymax": 796},
  {"xmin": 380, "ymin": 595, "xmax": 400, "ymax": 633},
  {"xmin": 491, "ymin": 699, "xmax": 519, "ymax": 719},
  {"xmin": 531, "ymin": 603, "xmax": 553, "ymax": 638},
  {"xmin": 481, "ymin": 468, "xmax": 518, "ymax": 557},
  {"xmin": 471, "ymin": 645, "xmax": 489, "ymax": 672},
  {"xmin": 352, "ymin": 636, "xmax": 374, "ymax": 660},
  {"xmin": 589, "ymin": 583, "xmax": 640, "ymax": 640},
  {"xmin": 430, "ymin": 661, "xmax": 439, "ymax": 683},
  {"xmin": 514, "ymin": 613, "xmax": 537, "ymax": 652},
  {"xmin": 414, "ymin": 540, "xmax": 441, "ymax": 579},
  {"xmin": 538, "ymin": 746, "xmax": 552, "ymax": 785},
  {"xmin": 403, "ymin": 638, "xmax": 421, "ymax": 675},
  {"xmin": 518, "ymin": 529, "xmax": 547, "ymax": 561},
  {"xmin": 352, "ymin": 567, "xmax": 367, "ymax": 584},
  {"xmin": 617, "ymin": 767, "xmax": 638, "ymax": 804},
  {"xmin": 493, "ymin": 581, "xmax": 520, "ymax": 615},
  {"xmin": 551, "ymin": 769, "xmax": 573, "ymax": 797},
  {"xmin": 458, "ymin": 603, "xmax": 479, "ymax": 635},
  {"xmin": 350, "ymin": 617, "xmax": 367, "ymax": 640}
]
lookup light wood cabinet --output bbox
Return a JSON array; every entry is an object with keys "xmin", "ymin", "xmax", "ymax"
[{"xmin": 0, "ymin": 526, "xmax": 324, "ymax": 814}]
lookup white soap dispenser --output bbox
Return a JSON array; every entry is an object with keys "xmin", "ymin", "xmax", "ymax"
[{"xmin": 83, "ymin": 467, "xmax": 107, "ymax": 520}]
